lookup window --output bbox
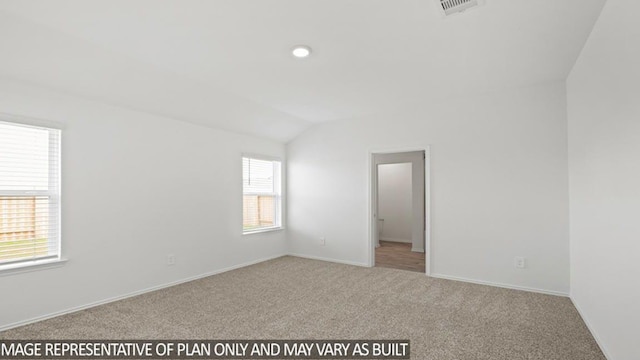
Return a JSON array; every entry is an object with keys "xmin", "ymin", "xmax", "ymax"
[
  {"xmin": 0, "ymin": 120, "xmax": 61, "ymax": 269},
  {"xmin": 242, "ymin": 156, "xmax": 282, "ymax": 233}
]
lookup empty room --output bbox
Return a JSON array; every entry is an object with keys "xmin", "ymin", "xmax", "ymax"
[{"xmin": 0, "ymin": 1, "xmax": 638, "ymax": 359}]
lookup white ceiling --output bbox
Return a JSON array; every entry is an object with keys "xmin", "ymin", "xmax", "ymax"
[{"xmin": 0, "ymin": 0, "xmax": 606, "ymax": 142}]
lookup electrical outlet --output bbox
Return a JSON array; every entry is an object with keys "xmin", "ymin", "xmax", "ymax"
[
  {"xmin": 319, "ymin": 237, "xmax": 326, "ymax": 246},
  {"xmin": 515, "ymin": 257, "xmax": 526, "ymax": 269},
  {"xmin": 167, "ymin": 254, "xmax": 176, "ymax": 266}
]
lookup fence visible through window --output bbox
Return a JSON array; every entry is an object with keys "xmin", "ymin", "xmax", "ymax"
[
  {"xmin": 243, "ymin": 195, "xmax": 275, "ymax": 231},
  {"xmin": 0, "ymin": 196, "xmax": 50, "ymax": 262}
]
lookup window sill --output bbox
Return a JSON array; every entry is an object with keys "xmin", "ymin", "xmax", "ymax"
[
  {"xmin": 243, "ymin": 227, "xmax": 285, "ymax": 236},
  {"xmin": 0, "ymin": 258, "xmax": 68, "ymax": 277}
]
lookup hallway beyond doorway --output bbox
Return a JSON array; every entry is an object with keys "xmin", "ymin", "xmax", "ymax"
[{"xmin": 375, "ymin": 241, "xmax": 425, "ymax": 273}]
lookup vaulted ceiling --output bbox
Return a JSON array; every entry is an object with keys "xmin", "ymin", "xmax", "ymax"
[{"xmin": 0, "ymin": 0, "xmax": 606, "ymax": 142}]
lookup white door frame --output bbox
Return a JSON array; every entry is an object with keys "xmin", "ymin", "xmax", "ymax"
[{"xmin": 368, "ymin": 146, "xmax": 432, "ymax": 275}]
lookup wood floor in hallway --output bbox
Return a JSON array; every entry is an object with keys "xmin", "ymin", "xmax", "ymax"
[{"xmin": 375, "ymin": 240, "xmax": 425, "ymax": 273}]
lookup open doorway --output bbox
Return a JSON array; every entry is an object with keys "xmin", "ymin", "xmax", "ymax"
[{"xmin": 370, "ymin": 150, "xmax": 428, "ymax": 274}]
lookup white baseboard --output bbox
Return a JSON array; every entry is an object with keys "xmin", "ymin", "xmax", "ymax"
[
  {"xmin": 570, "ymin": 297, "xmax": 612, "ymax": 360},
  {"xmin": 411, "ymin": 246, "xmax": 425, "ymax": 253},
  {"xmin": 1, "ymin": 254, "xmax": 576, "ymax": 334},
  {"xmin": 430, "ymin": 273, "xmax": 569, "ymax": 297},
  {"xmin": 0, "ymin": 253, "xmax": 286, "ymax": 332},
  {"xmin": 379, "ymin": 237, "xmax": 411, "ymax": 244},
  {"xmin": 288, "ymin": 253, "xmax": 370, "ymax": 268}
]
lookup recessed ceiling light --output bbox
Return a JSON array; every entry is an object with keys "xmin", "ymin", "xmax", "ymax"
[{"xmin": 291, "ymin": 45, "xmax": 312, "ymax": 58}]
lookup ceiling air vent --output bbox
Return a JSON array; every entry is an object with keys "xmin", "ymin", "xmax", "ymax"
[{"xmin": 438, "ymin": 0, "xmax": 485, "ymax": 16}]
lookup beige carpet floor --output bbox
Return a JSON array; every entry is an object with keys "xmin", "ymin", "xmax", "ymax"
[{"xmin": 0, "ymin": 256, "xmax": 605, "ymax": 360}]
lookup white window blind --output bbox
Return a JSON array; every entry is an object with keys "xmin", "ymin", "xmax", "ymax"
[
  {"xmin": 0, "ymin": 120, "xmax": 61, "ymax": 268},
  {"xmin": 242, "ymin": 156, "xmax": 281, "ymax": 233}
]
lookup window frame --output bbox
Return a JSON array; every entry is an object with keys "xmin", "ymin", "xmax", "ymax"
[
  {"xmin": 241, "ymin": 154, "xmax": 283, "ymax": 235},
  {"xmin": 0, "ymin": 117, "xmax": 64, "ymax": 274}
]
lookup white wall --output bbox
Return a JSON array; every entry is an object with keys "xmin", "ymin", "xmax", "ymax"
[
  {"xmin": 378, "ymin": 163, "xmax": 412, "ymax": 243},
  {"xmin": 0, "ymin": 78, "xmax": 287, "ymax": 330},
  {"xmin": 567, "ymin": 0, "xmax": 640, "ymax": 358},
  {"xmin": 288, "ymin": 81, "xmax": 570, "ymax": 294}
]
